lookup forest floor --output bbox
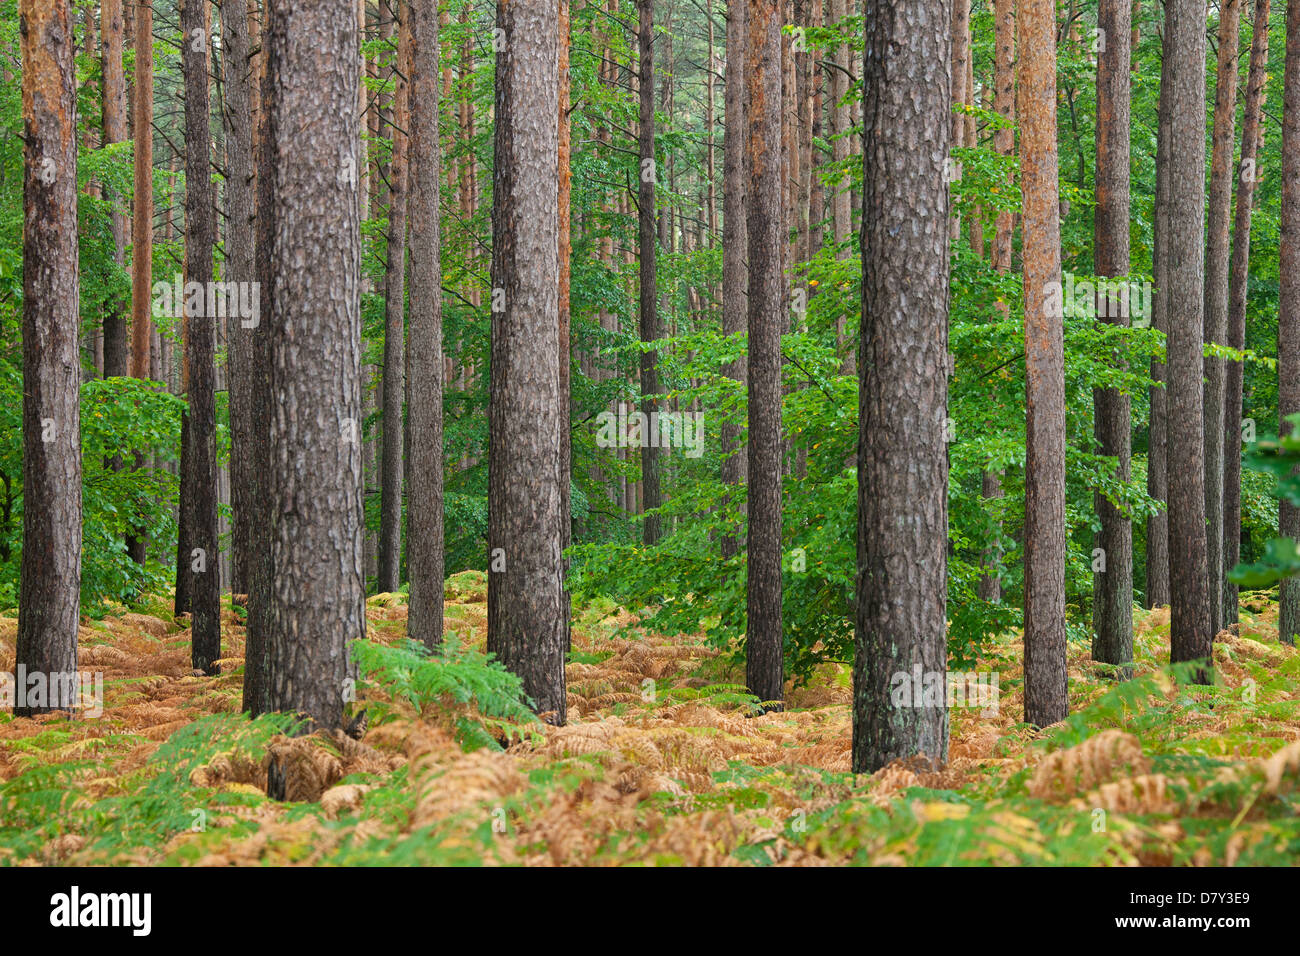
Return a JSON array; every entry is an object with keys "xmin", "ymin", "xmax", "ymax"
[{"xmin": 1, "ymin": 573, "xmax": 1298, "ymax": 865}]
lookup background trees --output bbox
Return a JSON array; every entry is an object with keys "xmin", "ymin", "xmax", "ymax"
[{"xmin": 6, "ymin": 0, "xmax": 1300, "ymax": 749}]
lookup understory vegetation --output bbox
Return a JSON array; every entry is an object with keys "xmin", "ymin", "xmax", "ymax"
[{"xmin": 2, "ymin": 572, "xmax": 1296, "ymax": 866}]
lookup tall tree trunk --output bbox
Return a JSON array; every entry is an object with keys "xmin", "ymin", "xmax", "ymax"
[
  {"xmin": 126, "ymin": 0, "xmax": 154, "ymax": 568},
  {"xmin": 1146, "ymin": 30, "xmax": 1171, "ymax": 609},
  {"xmin": 407, "ymin": 0, "xmax": 444, "ymax": 651},
  {"xmin": 852, "ymin": 0, "xmax": 952, "ymax": 773},
  {"xmin": 745, "ymin": 0, "xmax": 784, "ymax": 708},
  {"xmin": 130, "ymin": 0, "xmax": 153, "ymax": 384},
  {"xmin": 225, "ymin": 0, "xmax": 256, "ymax": 598},
  {"xmin": 244, "ymin": 0, "xmax": 277, "ymax": 718},
  {"xmin": 721, "ymin": 0, "xmax": 748, "ymax": 559},
  {"xmin": 1203, "ymin": 0, "xmax": 1241, "ymax": 640},
  {"xmin": 638, "ymin": 0, "xmax": 662, "ymax": 546},
  {"xmin": 1224, "ymin": 0, "xmax": 1271, "ymax": 626},
  {"xmin": 378, "ymin": 2, "xmax": 411, "ymax": 593},
  {"xmin": 980, "ymin": 0, "xmax": 1015, "ymax": 604},
  {"xmin": 487, "ymin": 0, "xmax": 567, "ymax": 724},
  {"xmin": 1279, "ymin": 0, "xmax": 1300, "ymax": 648},
  {"xmin": 102, "ymin": 0, "xmax": 130, "ymax": 379},
  {"xmin": 178, "ymin": 0, "xmax": 221, "ymax": 674},
  {"xmin": 1165, "ymin": 0, "xmax": 1213, "ymax": 679},
  {"xmin": 1092, "ymin": 0, "xmax": 1134, "ymax": 676},
  {"xmin": 829, "ymin": 0, "xmax": 852, "ymax": 373},
  {"xmin": 949, "ymin": 0, "xmax": 969, "ymax": 242},
  {"xmin": 559, "ymin": 0, "xmax": 573, "ymax": 649},
  {"xmin": 262, "ymin": 0, "xmax": 366, "ymax": 731},
  {"xmin": 363, "ymin": 0, "xmax": 381, "ymax": 589},
  {"xmin": 17, "ymin": 0, "xmax": 81, "ymax": 717},
  {"xmin": 807, "ymin": 0, "xmax": 824, "ymax": 262},
  {"xmin": 1021, "ymin": 0, "xmax": 1068, "ymax": 727}
]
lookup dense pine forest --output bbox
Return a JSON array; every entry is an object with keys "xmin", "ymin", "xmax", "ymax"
[{"xmin": 1, "ymin": 0, "xmax": 1299, "ymax": 881}]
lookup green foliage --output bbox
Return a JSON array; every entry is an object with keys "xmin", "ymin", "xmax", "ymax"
[
  {"xmin": 0, "ymin": 712, "xmax": 301, "ymax": 861},
  {"xmin": 351, "ymin": 635, "xmax": 542, "ymax": 750},
  {"xmin": 0, "ymin": 374, "xmax": 184, "ymax": 613}
]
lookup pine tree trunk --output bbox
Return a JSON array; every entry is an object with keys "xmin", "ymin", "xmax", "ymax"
[
  {"xmin": 852, "ymin": 0, "xmax": 951, "ymax": 773},
  {"xmin": 243, "ymin": 0, "xmax": 277, "ymax": 718},
  {"xmin": 130, "ymin": 0, "xmax": 153, "ymax": 385},
  {"xmin": 17, "ymin": 0, "xmax": 82, "ymax": 717},
  {"xmin": 1164, "ymin": 0, "xmax": 1213, "ymax": 679},
  {"xmin": 1203, "ymin": 0, "xmax": 1241, "ymax": 640},
  {"xmin": 745, "ymin": 0, "xmax": 784, "ymax": 708},
  {"xmin": 979, "ymin": 0, "xmax": 1015, "ymax": 605},
  {"xmin": 1021, "ymin": 0, "xmax": 1068, "ymax": 728},
  {"xmin": 721, "ymin": 0, "xmax": 748, "ymax": 559},
  {"xmin": 829, "ymin": 0, "xmax": 852, "ymax": 373},
  {"xmin": 262, "ymin": 0, "xmax": 366, "ymax": 730},
  {"xmin": 638, "ymin": 0, "xmax": 662, "ymax": 546},
  {"xmin": 559, "ymin": 0, "xmax": 573, "ymax": 649},
  {"xmin": 1279, "ymin": 0, "xmax": 1300, "ymax": 648},
  {"xmin": 224, "ymin": 0, "xmax": 256, "ymax": 599},
  {"xmin": 1224, "ymin": 0, "xmax": 1271, "ymax": 626},
  {"xmin": 949, "ymin": 0, "xmax": 969, "ymax": 242},
  {"xmin": 125, "ymin": 0, "xmax": 153, "ymax": 568},
  {"xmin": 378, "ymin": 3, "xmax": 411, "ymax": 593},
  {"xmin": 487, "ymin": 0, "xmax": 568, "ymax": 724},
  {"xmin": 1092, "ymin": 0, "xmax": 1134, "ymax": 677},
  {"xmin": 1146, "ymin": 34, "xmax": 1171, "ymax": 609},
  {"xmin": 178, "ymin": 0, "xmax": 221, "ymax": 674},
  {"xmin": 102, "ymin": 0, "xmax": 130, "ymax": 379},
  {"xmin": 407, "ymin": 0, "xmax": 444, "ymax": 651}
]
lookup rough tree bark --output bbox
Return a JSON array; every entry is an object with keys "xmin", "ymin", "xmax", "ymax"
[
  {"xmin": 829, "ymin": 0, "xmax": 853, "ymax": 373},
  {"xmin": 745, "ymin": 0, "xmax": 784, "ymax": 708},
  {"xmin": 176, "ymin": 0, "xmax": 221, "ymax": 674},
  {"xmin": 378, "ymin": 2, "xmax": 411, "ymax": 593},
  {"xmin": 721, "ymin": 0, "xmax": 748, "ymax": 559},
  {"xmin": 1280, "ymin": 0, "xmax": 1300, "ymax": 648},
  {"xmin": 224, "ymin": 0, "xmax": 257, "ymax": 598},
  {"xmin": 130, "ymin": 0, "xmax": 153, "ymax": 385},
  {"xmin": 263, "ymin": 0, "xmax": 367, "ymax": 730},
  {"xmin": 852, "ymin": 0, "xmax": 952, "ymax": 773},
  {"xmin": 1224, "ymin": 0, "xmax": 1271, "ymax": 626},
  {"xmin": 638, "ymin": 0, "xmax": 662, "ymax": 546},
  {"xmin": 1203, "ymin": 0, "xmax": 1241, "ymax": 639},
  {"xmin": 980, "ymin": 0, "xmax": 1015, "ymax": 603},
  {"xmin": 16, "ymin": 0, "xmax": 82, "ymax": 717},
  {"xmin": 949, "ymin": 0, "xmax": 969, "ymax": 243},
  {"xmin": 1146, "ymin": 29, "xmax": 1171, "ymax": 609},
  {"xmin": 1092, "ymin": 0, "xmax": 1133, "ymax": 676},
  {"xmin": 559, "ymin": 0, "xmax": 573, "ymax": 649},
  {"xmin": 1021, "ymin": 0, "xmax": 1068, "ymax": 727},
  {"xmin": 486, "ymin": 0, "xmax": 568, "ymax": 723},
  {"xmin": 243, "ymin": 0, "xmax": 276, "ymax": 718},
  {"xmin": 407, "ymin": 0, "xmax": 444, "ymax": 651},
  {"xmin": 102, "ymin": 0, "xmax": 130, "ymax": 379},
  {"xmin": 125, "ymin": 0, "xmax": 153, "ymax": 567},
  {"xmin": 1164, "ymin": 0, "xmax": 1213, "ymax": 678}
]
